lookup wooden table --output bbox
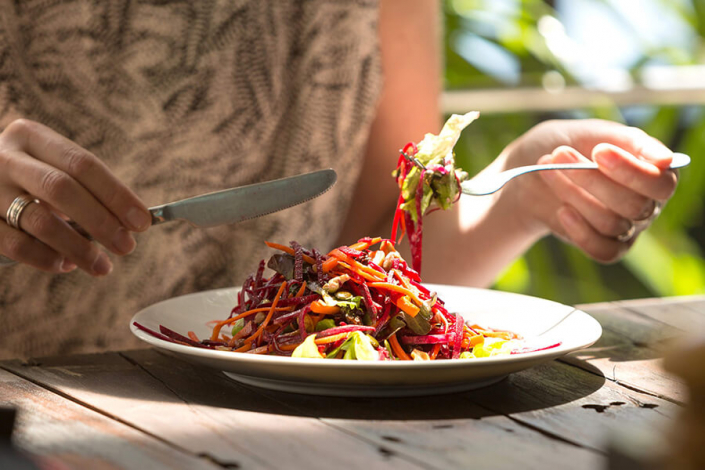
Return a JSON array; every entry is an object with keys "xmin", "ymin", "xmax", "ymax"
[{"xmin": 1, "ymin": 295, "xmax": 703, "ymax": 470}]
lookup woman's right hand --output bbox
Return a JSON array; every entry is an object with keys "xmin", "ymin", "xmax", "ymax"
[{"xmin": 0, "ymin": 119, "xmax": 152, "ymax": 275}]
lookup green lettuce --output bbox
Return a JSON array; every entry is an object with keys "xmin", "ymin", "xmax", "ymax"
[
  {"xmin": 292, "ymin": 334, "xmax": 324, "ymax": 359},
  {"xmin": 398, "ymin": 111, "xmax": 479, "ymax": 222},
  {"xmin": 341, "ymin": 331, "xmax": 379, "ymax": 361}
]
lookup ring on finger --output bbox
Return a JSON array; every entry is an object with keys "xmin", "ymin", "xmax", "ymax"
[
  {"xmin": 6, "ymin": 194, "xmax": 40, "ymax": 230},
  {"xmin": 616, "ymin": 222, "xmax": 636, "ymax": 243},
  {"xmin": 634, "ymin": 200, "xmax": 662, "ymax": 226}
]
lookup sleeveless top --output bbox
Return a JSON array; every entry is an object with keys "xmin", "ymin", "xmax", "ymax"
[{"xmin": 0, "ymin": 0, "xmax": 382, "ymax": 359}]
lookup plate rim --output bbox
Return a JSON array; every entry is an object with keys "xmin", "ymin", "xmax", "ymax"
[{"xmin": 129, "ymin": 285, "xmax": 602, "ymax": 369}]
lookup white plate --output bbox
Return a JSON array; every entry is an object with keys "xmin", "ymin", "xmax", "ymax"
[{"xmin": 130, "ymin": 284, "xmax": 601, "ymax": 397}]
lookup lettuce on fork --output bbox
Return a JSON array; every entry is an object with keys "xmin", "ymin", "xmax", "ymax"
[{"xmin": 392, "ymin": 111, "xmax": 480, "ymax": 273}]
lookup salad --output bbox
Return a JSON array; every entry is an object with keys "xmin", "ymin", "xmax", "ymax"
[
  {"xmin": 134, "ymin": 238, "xmax": 560, "ymax": 360},
  {"xmin": 392, "ymin": 111, "xmax": 479, "ymax": 273}
]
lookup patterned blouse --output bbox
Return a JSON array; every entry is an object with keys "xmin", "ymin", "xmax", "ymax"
[{"xmin": 0, "ymin": 0, "xmax": 382, "ymax": 358}]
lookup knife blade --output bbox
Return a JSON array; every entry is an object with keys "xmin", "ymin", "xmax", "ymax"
[
  {"xmin": 150, "ymin": 168, "xmax": 337, "ymax": 227},
  {"xmin": 0, "ymin": 169, "xmax": 337, "ymax": 266}
]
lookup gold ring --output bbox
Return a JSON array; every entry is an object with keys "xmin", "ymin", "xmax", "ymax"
[{"xmin": 6, "ymin": 194, "xmax": 39, "ymax": 230}]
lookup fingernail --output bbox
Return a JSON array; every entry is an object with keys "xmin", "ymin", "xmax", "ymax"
[
  {"xmin": 113, "ymin": 227, "xmax": 136, "ymax": 254},
  {"xmin": 126, "ymin": 207, "xmax": 151, "ymax": 231},
  {"xmin": 60, "ymin": 258, "xmax": 77, "ymax": 272},
  {"xmin": 92, "ymin": 252, "xmax": 113, "ymax": 276}
]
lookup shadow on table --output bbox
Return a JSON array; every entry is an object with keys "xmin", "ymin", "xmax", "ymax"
[{"xmin": 2, "ymin": 348, "xmax": 606, "ymax": 421}]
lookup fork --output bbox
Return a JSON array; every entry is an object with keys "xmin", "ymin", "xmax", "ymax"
[{"xmin": 460, "ymin": 152, "xmax": 691, "ymax": 196}]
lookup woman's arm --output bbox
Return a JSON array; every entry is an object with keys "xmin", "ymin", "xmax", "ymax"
[
  {"xmin": 339, "ymin": 0, "xmax": 533, "ymax": 286},
  {"xmin": 341, "ymin": 0, "xmax": 678, "ymax": 288}
]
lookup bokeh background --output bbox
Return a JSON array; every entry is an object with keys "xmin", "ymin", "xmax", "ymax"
[{"xmin": 443, "ymin": 0, "xmax": 705, "ymax": 304}]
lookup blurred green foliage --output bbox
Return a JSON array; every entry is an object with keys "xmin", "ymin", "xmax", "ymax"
[{"xmin": 444, "ymin": 0, "xmax": 705, "ymax": 303}]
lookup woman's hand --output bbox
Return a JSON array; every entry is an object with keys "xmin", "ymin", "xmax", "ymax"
[
  {"xmin": 0, "ymin": 119, "xmax": 151, "ymax": 275},
  {"xmin": 502, "ymin": 118, "xmax": 679, "ymax": 263}
]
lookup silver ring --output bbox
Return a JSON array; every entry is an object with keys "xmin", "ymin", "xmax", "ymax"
[
  {"xmin": 634, "ymin": 200, "xmax": 662, "ymax": 225},
  {"xmin": 616, "ymin": 223, "xmax": 636, "ymax": 243},
  {"xmin": 5, "ymin": 194, "xmax": 38, "ymax": 230}
]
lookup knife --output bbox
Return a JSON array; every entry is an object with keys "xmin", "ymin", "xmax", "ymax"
[{"xmin": 0, "ymin": 169, "xmax": 337, "ymax": 266}]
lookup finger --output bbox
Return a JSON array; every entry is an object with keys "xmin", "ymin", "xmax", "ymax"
[
  {"xmin": 0, "ymin": 220, "xmax": 73, "ymax": 273},
  {"xmin": 0, "ymin": 190, "xmax": 113, "ymax": 275},
  {"xmin": 551, "ymin": 146, "xmax": 654, "ymax": 221},
  {"xmin": 592, "ymin": 143, "xmax": 679, "ymax": 201},
  {"xmin": 3, "ymin": 150, "xmax": 137, "ymax": 256},
  {"xmin": 537, "ymin": 154, "xmax": 633, "ymax": 237},
  {"xmin": 2, "ymin": 119, "xmax": 151, "ymax": 231},
  {"xmin": 556, "ymin": 204, "xmax": 629, "ymax": 264},
  {"xmin": 600, "ymin": 125, "xmax": 673, "ymax": 170}
]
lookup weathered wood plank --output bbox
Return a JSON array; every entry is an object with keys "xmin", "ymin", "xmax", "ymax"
[
  {"xmin": 465, "ymin": 360, "xmax": 679, "ymax": 452},
  {"xmin": 2, "ymin": 350, "xmax": 425, "ymax": 470},
  {"xmin": 577, "ymin": 302, "xmax": 684, "ymax": 348},
  {"xmin": 561, "ymin": 328, "xmax": 686, "ymax": 403},
  {"xmin": 619, "ymin": 296, "xmax": 705, "ymax": 332},
  {"xmin": 0, "ymin": 368, "xmax": 221, "ymax": 470},
  {"xmin": 558, "ymin": 301, "xmax": 689, "ymax": 403},
  {"xmin": 235, "ymin": 377, "xmax": 603, "ymax": 470},
  {"xmin": 238, "ymin": 356, "xmax": 674, "ymax": 464}
]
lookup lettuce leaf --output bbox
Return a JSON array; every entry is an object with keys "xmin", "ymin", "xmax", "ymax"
[
  {"xmin": 292, "ymin": 334, "xmax": 324, "ymax": 359},
  {"xmin": 472, "ymin": 338, "xmax": 520, "ymax": 358},
  {"xmin": 398, "ymin": 111, "xmax": 479, "ymax": 222},
  {"xmin": 341, "ymin": 331, "xmax": 379, "ymax": 361},
  {"xmin": 415, "ymin": 112, "xmax": 480, "ymax": 166}
]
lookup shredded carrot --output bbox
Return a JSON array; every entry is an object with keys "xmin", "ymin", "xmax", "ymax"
[
  {"xmin": 380, "ymin": 240, "xmax": 395, "ymax": 254},
  {"xmin": 468, "ymin": 334, "xmax": 484, "ymax": 348},
  {"xmin": 310, "ymin": 300, "xmax": 340, "ymax": 315},
  {"xmin": 349, "ymin": 237, "xmax": 382, "ymax": 251},
  {"xmin": 295, "ymin": 281, "xmax": 307, "ymax": 297},
  {"xmin": 234, "ymin": 342, "xmax": 252, "ymax": 353},
  {"xmin": 321, "ymin": 257, "xmax": 339, "ymax": 273},
  {"xmin": 210, "ymin": 306, "xmax": 290, "ymax": 341},
  {"xmin": 314, "ymin": 332, "xmax": 350, "ymax": 345},
  {"xmin": 367, "ymin": 282, "xmax": 422, "ymax": 306},
  {"xmin": 398, "ymin": 216, "xmax": 407, "ymax": 243},
  {"xmin": 430, "ymin": 343, "xmax": 441, "ymax": 360},
  {"xmin": 245, "ymin": 282, "xmax": 287, "ymax": 345},
  {"xmin": 482, "ymin": 331, "xmax": 514, "ymax": 340},
  {"xmin": 396, "ymin": 296, "xmax": 420, "ymax": 317},
  {"xmin": 393, "ymin": 269, "xmax": 413, "ymax": 290},
  {"xmin": 249, "ymin": 345, "xmax": 272, "ymax": 355},
  {"xmin": 264, "ymin": 241, "xmax": 316, "ymax": 264},
  {"xmin": 328, "ymin": 249, "xmax": 385, "ymax": 281},
  {"xmin": 334, "ymin": 260, "xmax": 382, "ymax": 282},
  {"xmin": 278, "ymin": 343, "xmax": 301, "ymax": 351},
  {"xmin": 187, "ymin": 331, "xmax": 200, "ymax": 343},
  {"xmin": 389, "ymin": 333, "xmax": 411, "ymax": 360}
]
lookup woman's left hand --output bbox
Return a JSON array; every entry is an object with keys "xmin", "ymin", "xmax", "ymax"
[{"xmin": 502, "ymin": 118, "xmax": 679, "ymax": 263}]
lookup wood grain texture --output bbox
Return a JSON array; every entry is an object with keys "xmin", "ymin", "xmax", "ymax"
[
  {"xmin": 557, "ymin": 298, "xmax": 696, "ymax": 403},
  {"xmin": 2, "ymin": 350, "xmax": 602, "ymax": 470},
  {"xmin": 0, "ymin": 368, "xmax": 221, "ymax": 470},
  {"xmin": 2, "ymin": 350, "xmax": 424, "ymax": 470},
  {"xmin": 231, "ymin": 372, "xmax": 603, "ymax": 470},
  {"xmin": 2, "ymin": 296, "xmax": 700, "ymax": 469}
]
